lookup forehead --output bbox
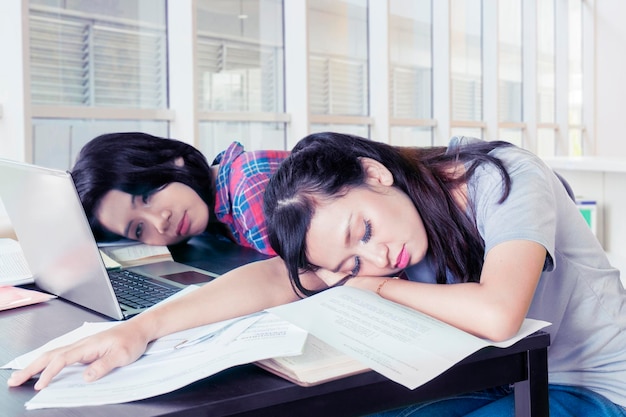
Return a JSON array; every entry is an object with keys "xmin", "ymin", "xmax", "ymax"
[{"xmin": 95, "ymin": 189, "xmax": 132, "ymax": 232}]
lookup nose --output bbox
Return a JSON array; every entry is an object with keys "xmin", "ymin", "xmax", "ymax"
[
  {"xmin": 360, "ymin": 242, "xmax": 389, "ymax": 269},
  {"xmin": 146, "ymin": 209, "xmax": 172, "ymax": 234}
]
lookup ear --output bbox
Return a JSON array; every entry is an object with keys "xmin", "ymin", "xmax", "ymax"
[
  {"xmin": 174, "ymin": 157, "xmax": 185, "ymax": 167},
  {"xmin": 359, "ymin": 157, "xmax": 394, "ymax": 187}
]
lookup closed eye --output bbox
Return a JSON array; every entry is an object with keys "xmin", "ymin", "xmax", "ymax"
[
  {"xmin": 350, "ymin": 220, "xmax": 372, "ymax": 276},
  {"xmin": 350, "ymin": 256, "xmax": 361, "ymax": 276},
  {"xmin": 361, "ymin": 219, "xmax": 372, "ymax": 243}
]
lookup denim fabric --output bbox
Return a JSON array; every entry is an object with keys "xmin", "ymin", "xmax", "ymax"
[{"xmin": 368, "ymin": 384, "xmax": 626, "ymax": 417}]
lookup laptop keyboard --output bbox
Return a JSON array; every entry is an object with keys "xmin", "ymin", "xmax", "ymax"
[{"xmin": 108, "ymin": 269, "xmax": 182, "ymax": 310}]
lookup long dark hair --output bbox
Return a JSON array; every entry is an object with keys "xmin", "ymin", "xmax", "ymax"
[
  {"xmin": 71, "ymin": 132, "xmax": 214, "ymax": 241},
  {"xmin": 263, "ymin": 132, "xmax": 512, "ymax": 296}
]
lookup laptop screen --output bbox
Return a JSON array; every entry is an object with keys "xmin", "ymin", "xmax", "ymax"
[{"xmin": 0, "ymin": 159, "xmax": 124, "ymax": 319}]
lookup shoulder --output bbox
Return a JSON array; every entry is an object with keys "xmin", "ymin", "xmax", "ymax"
[{"xmin": 213, "ymin": 141, "xmax": 245, "ymax": 166}]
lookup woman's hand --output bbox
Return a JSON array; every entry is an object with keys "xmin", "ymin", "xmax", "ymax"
[{"xmin": 7, "ymin": 320, "xmax": 151, "ymax": 390}]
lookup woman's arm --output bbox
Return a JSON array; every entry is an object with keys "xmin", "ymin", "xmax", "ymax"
[
  {"xmin": 347, "ymin": 239, "xmax": 546, "ymax": 342},
  {"xmin": 7, "ymin": 256, "xmax": 326, "ymax": 389}
]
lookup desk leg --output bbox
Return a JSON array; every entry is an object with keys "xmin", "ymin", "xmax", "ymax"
[{"xmin": 514, "ymin": 347, "xmax": 549, "ymax": 417}]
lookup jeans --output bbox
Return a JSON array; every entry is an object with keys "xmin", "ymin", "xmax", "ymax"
[{"xmin": 369, "ymin": 384, "xmax": 626, "ymax": 417}]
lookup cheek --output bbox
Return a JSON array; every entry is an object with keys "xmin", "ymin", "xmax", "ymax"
[{"xmin": 315, "ymin": 269, "xmax": 349, "ymax": 287}]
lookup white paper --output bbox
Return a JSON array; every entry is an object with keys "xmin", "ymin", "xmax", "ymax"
[
  {"xmin": 17, "ymin": 313, "xmax": 306, "ymax": 409},
  {"xmin": 268, "ymin": 286, "xmax": 550, "ymax": 390},
  {"xmin": 1, "ymin": 312, "xmax": 266, "ymax": 369}
]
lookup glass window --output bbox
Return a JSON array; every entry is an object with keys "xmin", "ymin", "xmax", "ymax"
[
  {"xmin": 389, "ymin": 0, "xmax": 432, "ymax": 120},
  {"xmin": 29, "ymin": 0, "xmax": 167, "ymax": 108},
  {"xmin": 498, "ymin": 0, "xmax": 522, "ymax": 124},
  {"xmin": 450, "ymin": 0, "xmax": 483, "ymax": 122},
  {"xmin": 195, "ymin": 0, "xmax": 286, "ymax": 155},
  {"xmin": 309, "ymin": 124, "xmax": 369, "ymax": 139},
  {"xmin": 450, "ymin": 127, "xmax": 483, "ymax": 139},
  {"xmin": 32, "ymin": 119, "xmax": 168, "ymax": 170},
  {"xmin": 537, "ymin": 0, "xmax": 555, "ymax": 124},
  {"xmin": 388, "ymin": 0, "xmax": 433, "ymax": 147},
  {"xmin": 308, "ymin": 0, "xmax": 368, "ymax": 117},
  {"xmin": 536, "ymin": 0, "xmax": 557, "ymax": 158},
  {"xmin": 390, "ymin": 127, "xmax": 433, "ymax": 147},
  {"xmin": 198, "ymin": 121, "xmax": 286, "ymax": 159},
  {"xmin": 499, "ymin": 128, "xmax": 523, "ymax": 147},
  {"xmin": 537, "ymin": 127, "xmax": 556, "ymax": 158},
  {"xmin": 196, "ymin": 0, "xmax": 284, "ymax": 113},
  {"xmin": 568, "ymin": 0, "xmax": 583, "ymax": 156},
  {"xmin": 28, "ymin": 0, "xmax": 168, "ymax": 168}
]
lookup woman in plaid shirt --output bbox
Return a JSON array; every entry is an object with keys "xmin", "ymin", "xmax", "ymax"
[{"xmin": 71, "ymin": 132, "xmax": 288, "ymax": 255}]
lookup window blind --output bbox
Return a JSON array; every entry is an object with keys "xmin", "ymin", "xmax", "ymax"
[
  {"xmin": 451, "ymin": 75, "xmax": 482, "ymax": 121},
  {"xmin": 309, "ymin": 55, "xmax": 367, "ymax": 116},
  {"xmin": 197, "ymin": 37, "xmax": 280, "ymax": 112},
  {"xmin": 391, "ymin": 66, "xmax": 431, "ymax": 119},
  {"xmin": 29, "ymin": 9, "xmax": 166, "ymax": 108}
]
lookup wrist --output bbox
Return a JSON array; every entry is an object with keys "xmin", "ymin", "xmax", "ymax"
[{"xmin": 376, "ymin": 277, "xmax": 398, "ymax": 298}]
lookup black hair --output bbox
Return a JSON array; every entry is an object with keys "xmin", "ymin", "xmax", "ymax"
[
  {"xmin": 263, "ymin": 132, "xmax": 512, "ymax": 296},
  {"xmin": 71, "ymin": 132, "xmax": 214, "ymax": 241}
]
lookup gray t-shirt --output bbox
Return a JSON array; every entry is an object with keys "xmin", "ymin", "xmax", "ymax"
[{"xmin": 404, "ymin": 137, "xmax": 626, "ymax": 407}]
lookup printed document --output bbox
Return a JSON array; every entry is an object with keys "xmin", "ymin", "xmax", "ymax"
[
  {"xmin": 268, "ymin": 286, "xmax": 550, "ymax": 390},
  {"xmin": 4, "ymin": 312, "xmax": 307, "ymax": 409}
]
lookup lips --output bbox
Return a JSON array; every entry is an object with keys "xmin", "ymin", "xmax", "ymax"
[
  {"xmin": 177, "ymin": 212, "xmax": 190, "ymax": 236},
  {"xmin": 395, "ymin": 245, "xmax": 410, "ymax": 269}
]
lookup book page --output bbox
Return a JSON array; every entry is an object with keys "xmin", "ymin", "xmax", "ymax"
[
  {"xmin": 99, "ymin": 242, "xmax": 171, "ymax": 266},
  {"xmin": 268, "ymin": 286, "xmax": 550, "ymax": 390},
  {"xmin": 256, "ymin": 334, "xmax": 369, "ymax": 386},
  {"xmin": 0, "ymin": 238, "xmax": 34, "ymax": 286}
]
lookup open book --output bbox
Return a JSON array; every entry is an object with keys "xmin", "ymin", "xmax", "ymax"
[
  {"xmin": 98, "ymin": 240, "xmax": 173, "ymax": 269},
  {"xmin": 255, "ymin": 334, "xmax": 369, "ymax": 386}
]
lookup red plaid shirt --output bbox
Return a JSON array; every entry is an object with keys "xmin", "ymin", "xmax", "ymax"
[{"xmin": 213, "ymin": 142, "xmax": 290, "ymax": 256}]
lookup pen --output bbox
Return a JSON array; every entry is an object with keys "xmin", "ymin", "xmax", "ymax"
[{"xmin": 175, "ymin": 311, "xmax": 265, "ymax": 349}]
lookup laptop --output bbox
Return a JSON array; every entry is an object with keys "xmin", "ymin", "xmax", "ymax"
[{"xmin": 0, "ymin": 158, "xmax": 221, "ymax": 320}]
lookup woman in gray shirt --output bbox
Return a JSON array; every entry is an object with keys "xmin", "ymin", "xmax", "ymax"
[{"xmin": 9, "ymin": 132, "xmax": 626, "ymax": 416}]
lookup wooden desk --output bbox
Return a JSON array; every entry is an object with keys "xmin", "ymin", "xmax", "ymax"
[{"xmin": 1, "ymin": 236, "xmax": 550, "ymax": 417}]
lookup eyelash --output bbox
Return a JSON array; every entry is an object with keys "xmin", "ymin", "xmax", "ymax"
[
  {"xmin": 361, "ymin": 219, "xmax": 372, "ymax": 243},
  {"xmin": 350, "ymin": 220, "xmax": 372, "ymax": 276}
]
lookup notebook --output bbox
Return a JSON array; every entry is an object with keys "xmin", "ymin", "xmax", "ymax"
[{"xmin": 0, "ymin": 158, "xmax": 221, "ymax": 320}]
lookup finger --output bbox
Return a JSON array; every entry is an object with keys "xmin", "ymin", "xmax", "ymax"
[
  {"xmin": 81, "ymin": 354, "xmax": 124, "ymax": 383},
  {"xmin": 7, "ymin": 369, "xmax": 37, "ymax": 387},
  {"xmin": 78, "ymin": 339, "xmax": 145, "ymax": 384},
  {"xmin": 7, "ymin": 349, "xmax": 62, "ymax": 388},
  {"xmin": 30, "ymin": 344, "xmax": 103, "ymax": 390}
]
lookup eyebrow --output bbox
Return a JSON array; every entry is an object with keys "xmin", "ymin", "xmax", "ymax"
[
  {"xmin": 331, "ymin": 213, "xmax": 353, "ymax": 273},
  {"xmin": 123, "ymin": 195, "xmax": 138, "ymax": 238}
]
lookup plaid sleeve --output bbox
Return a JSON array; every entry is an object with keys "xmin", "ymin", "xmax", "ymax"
[{"xmin": 220, "ymin": 149, "xmax": 289, "ymax": 256}]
